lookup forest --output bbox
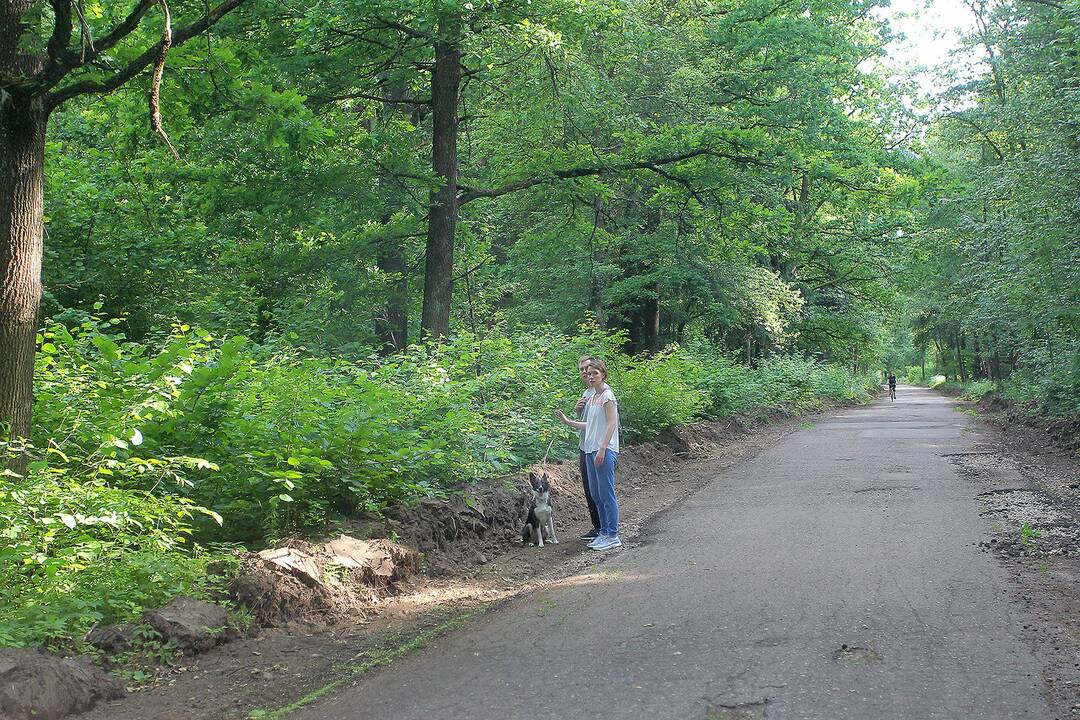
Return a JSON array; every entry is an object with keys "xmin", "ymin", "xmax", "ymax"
[{"xmin": 0, "ymin": 0, "xmax": 1076, "ymax": 650}]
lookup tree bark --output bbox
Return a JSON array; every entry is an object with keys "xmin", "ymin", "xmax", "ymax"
[
  {"xmin": 375, "ymin": 243, "xmax": 408, "ymax": 352},
  {"xmin": 419, "ymin": 11, "xmax": 460, "ymax": 341},
  {"xmin": 956, "ymin": 330, "xmax": 967, "ymax": 383},
  {"xmin": 646, "ymin": 281, "xmax": 660, "ymax": 353},
  {"xmin": 374, "ymin": 76, "xmax": 410, "ymax": 353},
  {"xmin": 588, "ymin": 195, "xmax": 606, "ymax": 327},
  {"xmin": 0, "ymin": 102, "xmax": 44, "ymax": 445},
  {"xmin": 972, "ymin": 335, "xmax": 984, "ymax": 380},
  {"xmin": 1, "ymin": 0, "xmax": 47, "ymax": 445}
]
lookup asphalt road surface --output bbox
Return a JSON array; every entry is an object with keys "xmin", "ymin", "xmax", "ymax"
[{"xmin": 292, "ymin": 386, "xmax": 1049, "ymax": 719}]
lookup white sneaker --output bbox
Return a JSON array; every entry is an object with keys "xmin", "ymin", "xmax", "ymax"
[
  {"xmin": 591, "ymin": 535, "xmax": 622, "ymax": 551},
  {"xmin": 587, "ymin": 534, "xmax": 606, "ymax": 549}
]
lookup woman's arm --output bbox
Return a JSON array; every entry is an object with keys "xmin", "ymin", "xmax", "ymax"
[
  {"xmin": 594, "ymin": 400, "xmax": 618, "ymax": 465},
  {"xmin": 600, "ymin": 401, "xmax": 618, "ymax": 448},
  {"xmin": 554, "ymin": 409, "xmax": 586, "ymax": 431}
]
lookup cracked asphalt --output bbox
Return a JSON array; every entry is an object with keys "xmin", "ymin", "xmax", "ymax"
[{"xmin": 291, "ymin": 386, "xmax": 1049, "ymax": 719}]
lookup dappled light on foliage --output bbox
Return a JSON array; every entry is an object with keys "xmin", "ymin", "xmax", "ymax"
[{"xmin": 0, "ymin": 0, "xmax": 1073, "ymax": 662}]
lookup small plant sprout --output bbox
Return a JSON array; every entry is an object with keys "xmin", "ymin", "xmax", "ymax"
[{"xmin": 1019, "ymin": 522, "xmax": 1041, "ymax": 548}]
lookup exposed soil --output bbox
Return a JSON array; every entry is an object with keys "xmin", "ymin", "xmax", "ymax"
[
  {"xmin": 229, "ymin": 538, "xmax": 422, "ymax": 628},
  {"xmin": 975, "ymin": 392, "xmax": 1080, "ymax": 457},
  {"xmin": 0, "ymin": 647, "xmax": 123, "ymax": 720},
  {"xmin": 947, "ymin": 397, "xmax": 1080, "ymax": 720},
  {"xmin": 79, "ymin": 406, "xmax": 830, "ymax": 720}
]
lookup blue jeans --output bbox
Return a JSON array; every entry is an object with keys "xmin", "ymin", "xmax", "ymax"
[
  {"xmin": 579, "ymin": 450, "xmax": 601, "ymax": 530},
  {"xmin": 585, "ymin": 450, "xmax": 619, "ymax": 537}
]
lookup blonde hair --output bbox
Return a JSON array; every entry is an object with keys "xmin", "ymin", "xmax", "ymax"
[{"xmin": 577, "ymin": 355, "xmax": 596, "ymax": 367}]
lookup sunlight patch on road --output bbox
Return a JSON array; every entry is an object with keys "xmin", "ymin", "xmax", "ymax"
[{"xmin": 549, "ymin": 571, "xmax": 655, "ymax": 589}]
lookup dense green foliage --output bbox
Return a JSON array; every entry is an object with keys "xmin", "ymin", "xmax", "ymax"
[
  {"xmin": 3, "ymin": 317, "xmax": 874, "ymax": 648},
  {"xmin": 44, "ymin": 0, "xmax": 914, "ymax": 363},
  {"xmin": 893, "ymin": 0, "xmax": 1080, "ymax": 417},
  {"xmin": 5, "ymin": 0, "xmax": 1075, "ymax": 653}
]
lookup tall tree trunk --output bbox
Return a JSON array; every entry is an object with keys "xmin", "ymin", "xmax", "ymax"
[
  {"xmin": 375, "ymin": 244, "xmax": 408, "ymax": 352},
  {"xmin": 419, "ymin": 12, "xmax": 460, "ymax": 341},
  {"xmin": 374, "ymin": 76, "xmax": 410, "ymax": 353},
  {"xmin": 0, "ymin": 105, "xmax": 44, "ymax": 446},
  {"xmin": 955, "ymin": 329, "xmax": 967, "ymax": 383},
  {"xmin": 972, "ymin": 335, "xmax": 984, "ymax": 380},
  {"xmin": 0, "ymin": 7, "xmax": 47, "ymax": 447},
  {"xmin": 933, "ymin": 337, "xmax": 948, "ymax": 380},
  {"xmin": 588, "ymin": 195, "xmax": 606, "ymax": 327},
  {"xmin": 641, "ymin": 282, "xmax": 660, "ymax": 354}
]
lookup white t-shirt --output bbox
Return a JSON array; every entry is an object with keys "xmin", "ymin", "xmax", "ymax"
[
  {"xmin": 577, "ymin": 388, "xmax": 592, "ymax": 446},
  {"xmin": 579, "ymin": 384, "xmax": 620, "ymax": 454}
]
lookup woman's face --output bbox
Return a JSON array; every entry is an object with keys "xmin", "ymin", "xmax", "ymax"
[
  {"xmin": 578, "ymin": 360, "xmax": 591, "ymax": 384},
  {"xmin": 586, "ymin": 367, "xmax": 605, "ymax": 388}
]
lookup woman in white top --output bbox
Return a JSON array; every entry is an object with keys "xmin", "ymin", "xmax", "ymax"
[{"xmin": 556, "ymin": 358, "xmax": 621, "ymax": 550}]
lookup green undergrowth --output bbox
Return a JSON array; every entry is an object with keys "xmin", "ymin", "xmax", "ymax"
[
  {"xmin": 1, "ymin": 316, "xmax": 876, "ymax": 649},
  {"xmin": 906, "ymin": 361, "xmax": 1080, "ymax": 419}
]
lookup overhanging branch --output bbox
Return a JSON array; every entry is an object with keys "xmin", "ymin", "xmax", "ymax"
[
  {"xmin": 946, "ymin": 112, "xmax": 1006, "ymax": 161},
  {"xmin": 45, "ymin": 0, "xmax": 248, "ymax": 111},
  {"xmin": 45, "ymin": 0, "xmax": 74, "ymax": 66},
  {"xmin": 457, "ymin": 147, "xmax": 763, "ymax": 205},
  {"xmin": 26, "ymin": 0, "xmax": 156, "ymax": 94},
  {"xmin": 148, "ymin": 0, "xmax": 179, "ymax": 159}
]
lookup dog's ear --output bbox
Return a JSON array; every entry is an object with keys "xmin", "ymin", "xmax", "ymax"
[
  {"xmin": 528, "ymin": 471, "xmax": 539, "ymax": 490},
  {"xmin": 540, "ymin": 473, "xmax": 551, "ymax": 492}
]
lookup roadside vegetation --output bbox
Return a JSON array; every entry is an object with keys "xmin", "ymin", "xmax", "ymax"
[
  {"xmin": 0, "ymin": 0, "xmax": 1075, "ymax": 664},
  {"xmin": 2, "ymin": 317, "xmax": 875, "ymax": 649}
]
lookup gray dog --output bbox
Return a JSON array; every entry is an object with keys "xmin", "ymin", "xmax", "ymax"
[{"xmin": 521, "ymin": 472, "xmax": 558, "ymax": 547}]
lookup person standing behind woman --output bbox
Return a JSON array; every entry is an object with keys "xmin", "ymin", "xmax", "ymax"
[
  {"xmin": 556, "ymin": 359, "xmax": 621, "ymax": 551},
  {"xmin": 574, "ymin": 356, "xmax": 603, "ymax": 541}
]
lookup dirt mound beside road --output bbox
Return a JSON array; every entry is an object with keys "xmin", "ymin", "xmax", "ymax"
[
  {"xmin": 974, "ymin": 392, "xmax": 1080, "ymax": 457},
  {"xmin": 0, "ymin": 648, "xmax": 123, "ymax": 720},
  {"xmin": 79, "ymin": 407, "xmax": 838, "ymax": 720},
  {"xmin": 229, "ymin": 536, "xmax": 421, "ymax": 627}
]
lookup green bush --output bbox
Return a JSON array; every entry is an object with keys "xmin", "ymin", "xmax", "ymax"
[
  {"xmin": 1004, "ymin": 354, "xmax": 1080, "ymax": 417},
  {"xmin": 612, "ymin": 351, "xmax": 707, "ymax": 442},
  {"xmin": 0, "ymin": 442, "xmax": 231, "ymax": 649},
  {"xmin": 902, "ymin": 365, "xmax": 928, "ymax": 385},
  {"xmin": 960, "ymin": 380, "xmax": 997, "ymax": 402},
  {"xmin": 680, "ymin": 340, "xmax": 764, "ymax": 416},
  {"xmin": 9, "ymin": 315, "xmax": 879, "ymax": 649},
  {"xmin": 28, "ymin": 317, "xmax": 880, "ymax": 546}
]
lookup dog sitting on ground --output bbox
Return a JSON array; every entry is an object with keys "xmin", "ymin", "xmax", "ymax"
[{"xmin": 521, "ymin": 471, "xmax": 558, "ymax": 547}]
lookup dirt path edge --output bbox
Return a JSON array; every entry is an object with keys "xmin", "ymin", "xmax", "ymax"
[{"xmin": 80, "ymin": 400, "xmax": 866, "ymax": 720}]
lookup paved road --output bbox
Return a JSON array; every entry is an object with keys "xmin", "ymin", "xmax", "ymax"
[{"xmin": 293, "ymin": 386, "xmax": 1049, "ymax": 719}]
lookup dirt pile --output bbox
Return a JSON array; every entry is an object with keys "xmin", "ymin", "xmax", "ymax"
[
  {"xmin": 379, "ymin": 480, "xmax": 534, "ymax": 575},
  {"xmin": 373, "ymin": 421, "xmax": 748, "ymax": 576},
  {"xmin": 229, "ymin": 536, "xmax": 421, "ymax": 627},
  {"xmin": 0, "ymin": 648, "xmax": 123, "ymax": 720},
  {"xmin": 372, "ymin": 416, "xmax": 767, "ymax": 577},
  {"xmin": 974, "ymin": 392, "xmax": 1080, "ymax": 456},
  {"xmin": 143, "ymin": 597, "xmax": 231, "ymax": 654}
]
